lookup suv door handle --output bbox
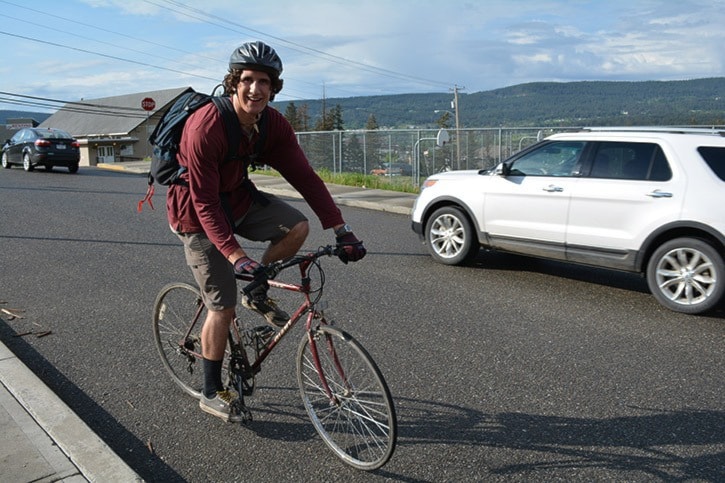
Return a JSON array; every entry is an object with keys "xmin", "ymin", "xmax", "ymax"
[
  {"xmin": 542, "ymin": 184, "xmax": 564, "ymax": 192},
  {"xmin": 646, "ymin": 189, "xmax": 673, "ymax": 198}
]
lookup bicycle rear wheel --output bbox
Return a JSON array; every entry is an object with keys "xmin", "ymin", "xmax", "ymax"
[
  {"xmin": 152, "ymin": 282, "xmax": 206, "ymax": 399},
  {"xmin": 297, "ymin": 326, "xmax": 397, "ymax": 470}
]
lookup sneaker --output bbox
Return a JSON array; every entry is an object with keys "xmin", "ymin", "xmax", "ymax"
[
  {"xmin": 199, "ymin": 390, "xmax": 244, "ymax": 423},
  {"xmin": 242, "ymin": 284, "xmax": 289, "ymax": 327}
]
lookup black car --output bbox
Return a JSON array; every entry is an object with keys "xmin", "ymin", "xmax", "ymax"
[{"xmin": 2, "ymin": 127, "xmax": 80, "ymax": 173}]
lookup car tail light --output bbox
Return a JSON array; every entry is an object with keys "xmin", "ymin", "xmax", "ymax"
[
  {"xmin": 71, "ymin": 141, "xmax": 80, "ymax": 148},
  {"xmin": 35, "ymin": 139, "xmax": 51, "ymax": 147}
]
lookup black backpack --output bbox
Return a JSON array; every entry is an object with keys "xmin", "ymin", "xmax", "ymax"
[{"xmin": 137, "ymin": 90, "xmax": 267, "ymax": 212}]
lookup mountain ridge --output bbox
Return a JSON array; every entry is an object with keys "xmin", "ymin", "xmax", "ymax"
[{"xmin": 4, "ymin": 77, "xmax": 724, "ymax": 130}]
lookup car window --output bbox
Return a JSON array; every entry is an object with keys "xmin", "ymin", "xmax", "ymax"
[
  {"xmin": 696, "ymin": 146, "xmax": 725, "ymax": 181},
  {"xmin": 10, "ymin": 130, "xmax": 24, "ymax": 143},
  {"xmin": 509, "ymin": 141, "xmax": 585, "ymax": 176},
  {"xmin": 44, "ymin": 129, "xmax": 73, "ymax": 139},
  {"xmin": 19, "ymin": 130, "xmax": 35, "ymax": 142},
  {"xmin": 588, "ymin": 142, "xmax": 671, "ymax": 181}
]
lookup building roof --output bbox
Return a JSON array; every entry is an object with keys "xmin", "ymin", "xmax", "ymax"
[
  {"xmin": 1, "ymin": 118, "xmax": 40, "ymax": 143},
  {"xmin": 39, "ymin": 87, "xmax": 193, "ymax": 138}
]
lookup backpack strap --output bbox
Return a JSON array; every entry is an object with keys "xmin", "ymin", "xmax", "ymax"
[{"xmin": 210, "ymin": 96, "xmax": 242, "ymax": 163}]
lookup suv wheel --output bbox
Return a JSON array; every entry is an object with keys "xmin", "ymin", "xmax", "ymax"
[
  {"xmin": 425, "ymin": 206, "xmax": 479, "ymax": 265},
  {"xmin": 23, "ymin": 153, "xmax": 34, "ymax": 172},
  {"xmin": 1, "ymin": 152, "xmax": 10, "ymax": 169},
  {"xmin": 68, "ymin": 164, "xmax": 79, "ymax": 174},
  {"xmin": 646, "ymin": 237, "xmax": 724, "ymax": 314}
]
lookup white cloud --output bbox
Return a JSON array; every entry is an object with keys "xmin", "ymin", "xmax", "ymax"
[{"xmin": 3, "ymin": 0, "xmax": 725, "ymax": 111}]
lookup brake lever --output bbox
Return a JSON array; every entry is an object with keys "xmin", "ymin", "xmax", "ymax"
[{"xmin": 241, "ymin": 264, "xmax": 279, "ymax": 296}]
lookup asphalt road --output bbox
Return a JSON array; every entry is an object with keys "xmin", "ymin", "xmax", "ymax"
[{"xmin": 0, "ymin": 167, "xmax": 723, "ymax": 482}]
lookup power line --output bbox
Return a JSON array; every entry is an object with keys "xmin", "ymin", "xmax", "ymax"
[
  {"xmin": 0, "ymin": 0, "xmax": 219, "ymax": 62},
  {"xmin": 0, "ymin": 12, "xmax": 216, "ymax": 75},
  {"xmin": 0, "ymin": 5, "xmax": 317, "ymax": 102},
  {"xmin": 0, "ymin": 0, "xmax": 456, "ymax": 104},
  {"xmin": 150, "ymin": 0, "xmax": 452, "ymax": 90},
  {"xmin": 0, "ymin": 30, "xmax": 220, "ymax": 83},
  {"xmin": 0, "ymin": 92, "xmax": 147, "ymax": 119}
]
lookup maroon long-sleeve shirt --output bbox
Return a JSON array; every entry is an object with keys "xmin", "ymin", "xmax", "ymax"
[{"xmin": 166, "ymin": 103, "xmax": 343, "ymax": 259}]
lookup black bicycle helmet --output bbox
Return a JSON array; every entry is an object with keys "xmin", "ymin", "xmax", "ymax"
[{"xmin": 229, "ymin": 41, "xmax": 283, "ymax": 77}]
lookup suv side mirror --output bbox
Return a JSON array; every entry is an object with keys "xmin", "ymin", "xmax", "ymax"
[{"xmin": 498, "ymin": 162, "xmax": 512, "ymax": 176}]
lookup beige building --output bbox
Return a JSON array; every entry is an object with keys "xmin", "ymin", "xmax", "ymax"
[{"xmin": 39, "ymin": 87, "xmax": 192, "ymax": 167}]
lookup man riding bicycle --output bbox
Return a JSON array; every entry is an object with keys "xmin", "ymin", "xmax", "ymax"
[{"xmin": 166, "ymin": 40, "xmax": 366, "ymax": 422}]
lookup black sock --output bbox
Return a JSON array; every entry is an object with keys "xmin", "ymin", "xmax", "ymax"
[
  {"xmin": 202, "ymin": 358, "xmax": 224, "ymax": 398},
  {"xmin": 250, "ymin": 281, "xmax": 270, "ymax": 300}
]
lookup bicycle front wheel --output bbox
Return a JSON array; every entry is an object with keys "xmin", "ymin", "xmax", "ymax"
[
  {"xmin": 297, "ymin": 326, "xmax": 397, "ymax": 471},
  {"xmin": 152, "ymin": 282, "xmax": 206, "ymax": 399}
]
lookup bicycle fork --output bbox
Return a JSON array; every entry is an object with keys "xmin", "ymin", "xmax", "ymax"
[{"xmin": 308, "ymin": 324, "xmax": 350, "ymax": 407}]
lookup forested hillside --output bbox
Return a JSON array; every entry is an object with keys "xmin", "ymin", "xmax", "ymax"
[
  {"xmin": 0, "ymin": 110, "xmax": 51, "ymax": 125},
  {"xmin": 4, "ymin": 78, "xmax": 724, "ymax": 131},
  {"xmin": 275, "ymin": 77, "xmax": 725, "ymax": 129}
]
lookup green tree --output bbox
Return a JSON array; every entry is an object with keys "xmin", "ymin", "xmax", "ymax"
[
  {"xmin": 331, "ymin": 104, "xmax": 344, "ymax": 130},
  {"xmin": 283, "ymin": 102, "xmax": 302, "ymax": 131},
  {"xmin": 436, "ymin": 112, "xmax": 452, "ymax": 128},
  {"xmin": 365, "ymin": 113, "xmax": 379, "ymax": 130},
  {"xmin": 297, "ymin": 104, "xmax": 311, "ymax": 131}
]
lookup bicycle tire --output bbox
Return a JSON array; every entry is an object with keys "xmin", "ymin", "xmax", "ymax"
[
  {"xmin": 296, "ymin": 326, "xmax": 397, "ymax": 470},
  {"xmin": 152, "ymin": 282, "xmax": 207, "ymax": 399}
]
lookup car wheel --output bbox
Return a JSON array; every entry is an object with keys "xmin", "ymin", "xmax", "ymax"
[
  {"xmin": 23, "ymin": 153, "xmax": 34, "ymax": 172},
  {"xmin": 646, "ymin": 237, "xmax": 724, "ymax": 314},
  {"xmin": 425, "ymin": 206, "xmax": 479, "ymax": 265},
  {"xmin": 68, "ymin": 164, "xmax": 79, "ymax": 174},
  {"xmin": 45, "ymin": 165, "xmax": 53, "ymax": 171},
  {"xmin": 1, "ymin": 152, "xmax": 10, "ymax": 169}
]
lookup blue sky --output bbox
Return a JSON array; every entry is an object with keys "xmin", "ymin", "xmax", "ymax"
[{"xmin": 2, "ymin": 0, "xmax": 725, "ymax": 112}]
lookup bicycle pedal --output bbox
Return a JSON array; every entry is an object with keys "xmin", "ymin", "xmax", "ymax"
[
  {"xmin": 233, "ymin": 400, "xmax": 253, "ymax": 424},
  {"xmin": 240, "ymin": 407, "xmax": 253, "ymax": 424},
  {"xmin": 252, "ymin": 325, "xmax": 275, "ymax": 349},
  {"xmin": 253, "ymin": 325, "xmax": 275, "ymax": 336}
]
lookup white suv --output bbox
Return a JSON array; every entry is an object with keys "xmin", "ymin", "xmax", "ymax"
[{"xmin": 411, "ymin": 127, "xmax": 725, "ymax": 314}]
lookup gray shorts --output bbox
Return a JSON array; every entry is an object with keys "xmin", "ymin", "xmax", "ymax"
[{"xmin": 177, "ymin": 193, "xmax": 307, "ymax": 311}]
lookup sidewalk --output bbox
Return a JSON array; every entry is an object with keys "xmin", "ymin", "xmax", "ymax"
[
  {"xmin": 0, "ymin": 161, "xmax": 416, "ymax": 482},
  {"xmin": 98, "ymin": 161, "xmax": 417, "ymax": 215},
  {"xmin": 0, "ymin": 343, "xmax": 142, "ymax": 482}
]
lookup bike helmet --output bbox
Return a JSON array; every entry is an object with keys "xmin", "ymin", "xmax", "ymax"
[
  {"xmin": 229, "ymin": 41, "xmax": 283, "ymax": 77},
  {"xmin": 229, "ymin": 41, "xmax": 284, "ymax": 99}
]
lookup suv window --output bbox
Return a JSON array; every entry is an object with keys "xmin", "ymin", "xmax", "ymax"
[
  {"xmin": 588, "ymin": 142, "xmax": 671, "ymax": 181},
  {"xmin": 697, "ymin": 146, "xmax": 725, "ymax": 181},
  {"xmin": 510, "ymin": 141, "xmax": 585, "ymax": 176}
]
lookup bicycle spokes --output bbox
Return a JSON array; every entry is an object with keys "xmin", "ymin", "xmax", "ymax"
[{"xmin": 296, "ymin": 326, "xmax": 397, "ymax": 470}]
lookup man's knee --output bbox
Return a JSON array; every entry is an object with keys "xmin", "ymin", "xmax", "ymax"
[{"xmin": 289, "ymin": 220, "xmax": 309, "ymax": 240}]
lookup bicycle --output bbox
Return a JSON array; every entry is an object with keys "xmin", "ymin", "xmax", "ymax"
[{"xmin": 152, "ymin": 245, "xmax": 397, "ymax": 471}]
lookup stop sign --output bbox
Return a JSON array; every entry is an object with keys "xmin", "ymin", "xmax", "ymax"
[{"xmin": 141, "ymin": 97, "xmax": 156, "ymax": 111}]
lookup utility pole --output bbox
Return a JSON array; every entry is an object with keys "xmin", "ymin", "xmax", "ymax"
[
  {"xmin": 452, "ymin": 84, "xmax": 464, "ymax": 170},
  {"xmin": 321, "ymin": 82, "xmax": 327, "ymax": 128}
]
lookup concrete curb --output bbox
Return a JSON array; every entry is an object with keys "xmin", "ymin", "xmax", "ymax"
[{"xmin": 0, "ymin": 342, "xmax": 142, "ymax": 482}]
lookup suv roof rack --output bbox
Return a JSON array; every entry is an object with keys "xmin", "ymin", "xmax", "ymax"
[{"xmin": 581, "ymin": 126, "xmax": 725, "ymax": 136}]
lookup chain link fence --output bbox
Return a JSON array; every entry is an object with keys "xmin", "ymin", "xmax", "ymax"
[{"xmin": 294, "ymin": 126, "xmax": 582, "ymax": 185}]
